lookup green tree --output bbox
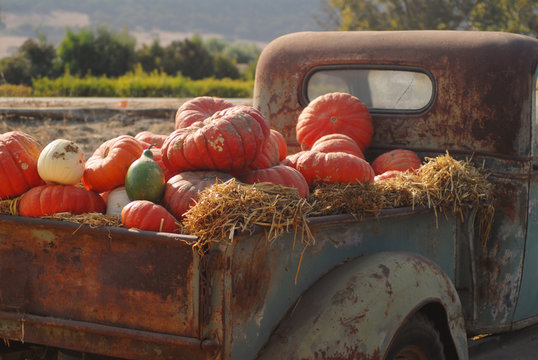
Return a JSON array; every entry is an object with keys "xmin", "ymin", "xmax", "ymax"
[
  {"xmin": 222, "ymin": 42, "xmax": 261, "ymax": 64},
  {"xmin": 213, "ymin": 53, "xmax": 240, "ymax": 79},
  {"xmin": 0, "ymin": 55, "xmax": 31, "ymax": 85},
  {"xmin": 162, "ymin": 35, "xmax": 214, "ymax": 80},
  {"xmin": 324, "ymin": 0, "xmax": 537, "ymax": 35},
  {"xmin": 58, "ymin": 26, "xmax": 136, "ymax": 77},
  {"xmin": 136, "ymin": 39, "xmax": 165, "ymax": 73},
  {"xmin": 19, "ymin": 34, "xmax": 58, "ymax": 79}
]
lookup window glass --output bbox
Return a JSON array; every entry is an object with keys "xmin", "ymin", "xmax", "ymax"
[{"xmin": 306, "ymin": 68, "xmax": 434, "ymax": 111}]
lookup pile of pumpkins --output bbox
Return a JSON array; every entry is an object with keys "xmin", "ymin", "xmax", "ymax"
[{"xmin": 0, "ymin": 93, "xmax": 421, "ymax": 234}]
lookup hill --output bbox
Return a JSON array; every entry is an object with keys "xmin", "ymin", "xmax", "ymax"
[{"xmin": 0, "ymin": 0, "xmax": 327, "ymax": 58}]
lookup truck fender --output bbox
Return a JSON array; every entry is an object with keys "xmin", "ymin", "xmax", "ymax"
[{"xmin": 256, "ymin": 251, "xmax": 468, "ymax": 360}]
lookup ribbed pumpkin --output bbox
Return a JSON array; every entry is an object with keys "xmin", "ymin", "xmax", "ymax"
[
  {"xmin": 294, "ymin": 151, "xmax": 375, "ymax": 186},
  {"xmin": 161, "ymin": 171, "xmax": 234, "ymax": 220},
  {"xmin": 134, "ymin": 131, "xmax": 168, "ymax": 148},
  {"xmin": 121, "ymin": 200, "xmax": 178, "ymax": 233},
  {"xmin": 125, "ymin": 146, "xmax": 166, "ymax": 204},
  {"xmin": 310, "ymin": 133, "xmax": 365, "ymax": 160},
  {"xmin": 162, "ymin": 106, "xmax": 270, "ymax": 173},
  {"xmin": 238, "ymin": 164, "xmax": 309, "ymax": 198},
  {"xmin": 19, "ymin": 184, "xmax": 106, "ymax": 217},
  {"xmin": 371, "ymin": 149, "xmax": 422, "ymax": 175},
  {"xmin": 82, "ymin": 135, "xmax": 144, "ymax": 193},
  {"xmin": 175, "ymin": 96, "xmax": 234, "ymax": 129},
  {"xmin": 248, "ymin": 129, "xmax": 281, "ymax": 170},
  {"xmin": 149, "ymin": 147, "xmax": 176, "ymax": 181},
  {"xmin": 296, "ymin": 92, "xmax": 373, "ymax": 152},
  {"xmin": 271, "ymin": 129, "xmax": 288, "ymax": 161},
  {"xmin": 280, "ymin": 151, "xmax": 306, "ymax": 169},
  {"xmin": 0, "ymin": 131, "xmax": 44, "ymax": 198}
]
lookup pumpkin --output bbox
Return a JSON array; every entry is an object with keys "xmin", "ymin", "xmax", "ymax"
[
  {"xmin": 296, "ymin": 92, "xmax": 373, "ymax": 152},
  {"xmin": 125, "ymin": 146, "xmax": 166, "ymax": 203},
  {"xmin": 294, "ymin": 151, "xmax": 375, "ymax": 186},
  {"xmin": 82, "ymin": 135, "xmax": 144, "ymax": 193},
  {"xmin": 280, "ymin": 151, "xmax": 306, "ymax": 169},
  {"xmin": 149, "ymin": 147, "xmax": 176, "ymax": 181},
  {"xmin": 19, "ymin": 184, "xmax": 106, "ymax": 217},
  {"xmin": 310, "ymin": 133, "xmax": 365, "ymax": 160},
  {"xmin": 0, "ymin": 130, "xmax": 44, "ymax": 198},
  {"xmin": 134, "ymin": 131, "xmax": 168, "ymax": 148},
  {"xmin": 162, "ymin": 106, "xmax": 270, "ymax": 173},
  {"xmin": 374, "ymin": 170, "xmax": 402, "ymax": 181},
  {"xmin": 37, "ymin": 139, "xmax": 85, "ymax": 185},
  {"xmin": 105, "ymin": 186, "xmax": 131, "ymax": 216},
  {"xmin": 271, "ymin": 129, "xmax": 288, "ymax": 161},
  {"xmin": 121, "ymin": 200, "xmax": 178, "ymax": 233},
  {"xmin": 175, "ymin": 96, "xmax": 234, "ymax": 129},
  {"xmin": 371, "ymin": 149, "xmax": 422, "ymax": 175},
  {"xmin": 161, "ymin": 171, "xmax": 234, "ymax": 220},
  {"xmin": 238, "ymin": 164, "xmax": 309, "ymax": 198},
  {"xmin": 248, "ymin": 129, "xmax": 281, "ymax": 170}
]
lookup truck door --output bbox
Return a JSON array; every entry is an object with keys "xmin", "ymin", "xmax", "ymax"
[{"xmin": 515, "ymin": 65, "xmax": 538, "ymax": 322}]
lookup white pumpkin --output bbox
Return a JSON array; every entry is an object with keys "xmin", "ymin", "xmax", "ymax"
[
  {"xmin": 106, "ymin": 186, "xmax": 131, "ymax": 216},
  {"xmin": 37, "ymin": 139, "xmax": 85, "ymax": 185}
]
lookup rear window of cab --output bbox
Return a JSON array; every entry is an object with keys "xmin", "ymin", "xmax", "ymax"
[{"xmin": 302, "ymin": 66, "xmax": 435, "ymax": 114}]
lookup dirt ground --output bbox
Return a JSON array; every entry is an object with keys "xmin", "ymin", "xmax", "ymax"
[{"xmin": 0, "ymin": 97, "xmax": 251, "ymax": 158}]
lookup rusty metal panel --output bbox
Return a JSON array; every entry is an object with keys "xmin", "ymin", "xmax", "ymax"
[
  {"xmin": 254, "ymin": 31, "xmax": 538, "ymax": 158},
  {"xmin": 218, "ymin": 208, "xmax": 468, "ymax": 359},
  {"xmin": 0, "ymin": 215, "xmax": 201, "ymax": 354},
  {"xmin": 0, "ymin": 311, "xmax": 220, "ymax": 360}
]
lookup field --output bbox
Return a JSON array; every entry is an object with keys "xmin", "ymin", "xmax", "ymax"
[{"xmin": 0, "ymin": 97, "xmax": 250, "ymax": 158}]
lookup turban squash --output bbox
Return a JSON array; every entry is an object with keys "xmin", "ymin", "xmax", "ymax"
[{"xmin": 175, "ymin": 96, "xmax": 234, "ymax": 129}]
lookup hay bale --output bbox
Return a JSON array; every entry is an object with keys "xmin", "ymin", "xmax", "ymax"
[{"xmin": 182, "ymin": 179, "xmax": 314, "ymax": 252}]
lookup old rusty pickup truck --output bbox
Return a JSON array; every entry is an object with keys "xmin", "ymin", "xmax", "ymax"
[{"xmin": 1, "ymin": 30, "xmax": 537, "ymax": 360}]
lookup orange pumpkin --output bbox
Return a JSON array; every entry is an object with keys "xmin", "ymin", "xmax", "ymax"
[
  {"xmin": 296, "ymin": 92, "xmax": 373, "ymax": 152},
  {"xmin": 294, "ymin": 151, "xmax": 374, "ymax": 186},
  {"xmin": 271, "ymin": 129, "xmax": 288, "ymax": 161},
  {"xmin": 0, "ymin": 131, "xmax": 44, "ymax": 198},
  {"xmin": 248, "ymin": 129, "xmax": 281, "ymax": 170},
  {"xmin": 19, "ymin": 184, "xmax": 105, "ymax": 217},
  {"xmin": 121, "ymin": 200, "xmax": 178, "ymax": 233},
  {"xmin": 82, "ymin": 135, "xmax": 144, "ymax": 193},
  {"xmin": 134, "ymin": 131, "xmax": 168, "ymax": 148},
  {"xmin": 162, "ymin": 171, "xmax": 234, "ymax": 220},
  {"xmin": 175, "ymin": 96, "xmax": 234, "ymax": 129},
  {"xmin": 310, "ymin": 133, "xmax": 365, "ymax": 160},
  {"xmin": 238, "ymin": 164, "xmax": 309, "ymax": 198},
  {"xmin": 371, "ymin": 149, "xmax": 422, "ymax": 175},
  {"xmin": 162, "ymin": 106, "xmax": 270, "ymax": 173}
]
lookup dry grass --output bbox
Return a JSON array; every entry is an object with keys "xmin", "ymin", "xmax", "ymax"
[
  {"xmin": 181, "ymin": 179, "xmax": 314, "ymax": 254},
  {"xmin": 41, "ymin": 212, "xmax": 122, "ymax": 228}
]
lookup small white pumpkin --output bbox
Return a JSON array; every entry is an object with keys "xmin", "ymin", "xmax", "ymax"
[
  {"xmin": 37, "ymin": 139, "xmax": 85, "ymax": 185},
  {"xmin": 106, "ymin": 186, "xmax": 131, "ymax": 216}
]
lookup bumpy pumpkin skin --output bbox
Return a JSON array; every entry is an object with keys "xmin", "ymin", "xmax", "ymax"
[
  {"xmin": 296, "ymin": 92, "xmax": 373, "ymax": 152},
  {"xmin": 134, "ymin": 131, "xmax": 168, "ymax": 148},
  {"xmin": 0, "ymin": 131, "xmax": 44, "ymax": 198},
  {"xmin": 248, "ymin": 129, "xmax": 281, "ymax": 170},
  {"xmin": 162, "ymin": 106, "xmax": 270, "ymax": 173},
  {"xmin": 295, "ymin": 151, "xmax": 375, "ymax": 186},
  {"xmin": 371, "ymin": 149, "xmax": 422, "ymax": 175},
  {"xmin": 121, "ymin": 200, "xmax": 178, "ymax": 233},
  {"xmin": 310, "ymin": 133, "xmax": 365, "ymax": 160},
  {"xmin": 175, "ymin": 96, "xmax": 234, "ymax": 129},
  {"xmin": 271, "ymin": 129, "xmax": 288, "ymax": 161},
  {"xmin": 162, "ymin": 171, "xmax": 234, "ymax": 220},
  {"xmin": 238, "ymin": 164, "xmax": 309, "ymax": 198},
  {"xmin": 280, "ymin": 151, "xmax": 306, "ymax": 169},
  {"xmin": 82, "ymin": 135, "xmax": 144, "ymax": 193},
  {"xmin": 19, "ymin": 184, "xmax": 106, "ymax": 217}
]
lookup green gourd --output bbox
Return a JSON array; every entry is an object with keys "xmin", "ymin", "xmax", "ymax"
[{"xmin": 125, "ymin": 145, "xmax": 166, "ymax": 204}]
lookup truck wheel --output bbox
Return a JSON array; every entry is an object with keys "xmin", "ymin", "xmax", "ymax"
[{"xmin": 385, "ymin": 313, "xmax": 445, "ymax": 360}]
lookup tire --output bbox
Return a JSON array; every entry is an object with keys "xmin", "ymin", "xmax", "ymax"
[{"xmin": 385, "ymin": 313, "xmax": 445, "ymax": 360}]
